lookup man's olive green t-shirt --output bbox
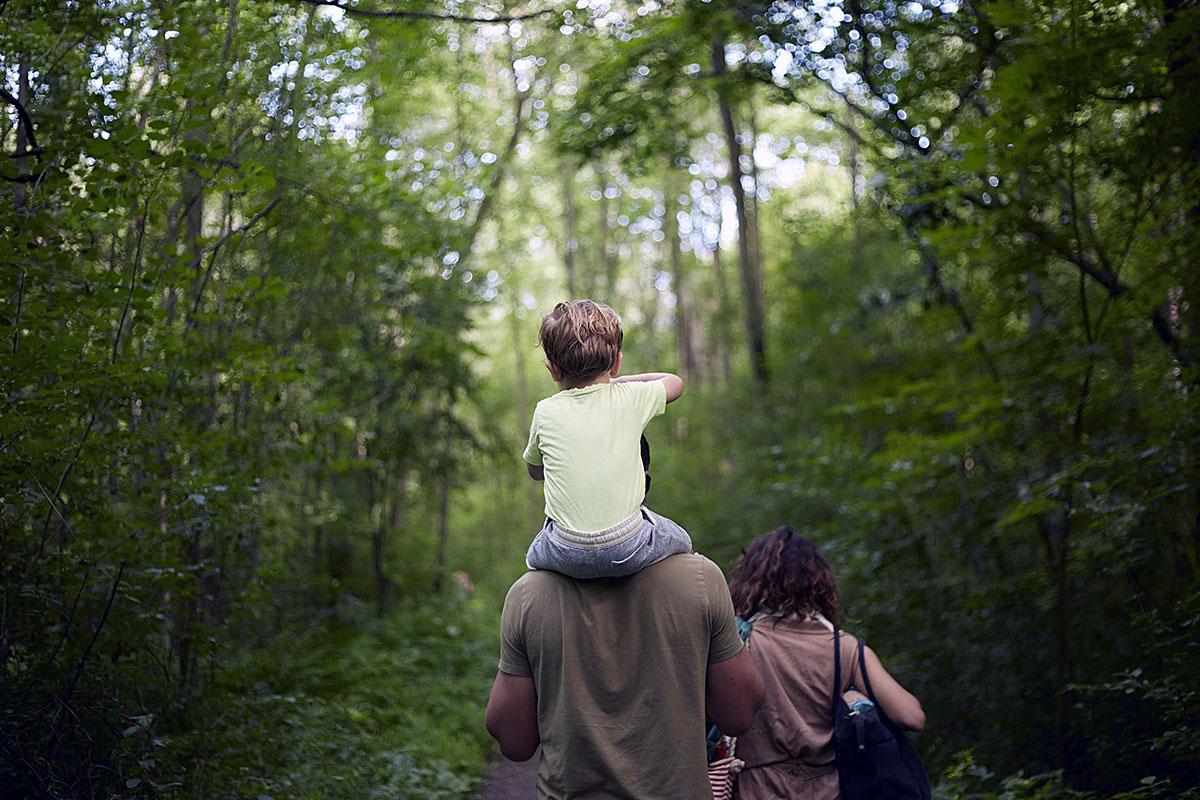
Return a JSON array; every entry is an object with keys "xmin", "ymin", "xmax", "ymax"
[
  {"xmin": 522, "ymin": 380, "xmax": 666, "ymax": 533},
  {"xmin": 498, "ymin": 554, "xmax": 745, "ymax": 800}
]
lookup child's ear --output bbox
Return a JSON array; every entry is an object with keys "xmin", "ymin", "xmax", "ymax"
[
  {"xmin": 610, "ymin": 351, "xmax": 623, "ymax": 377},
  {"xmin": 544, "ymin": 359, "xmax": 562, "ymax": 382}
]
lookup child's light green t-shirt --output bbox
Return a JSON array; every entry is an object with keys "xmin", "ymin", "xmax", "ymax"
[{"xmin": 523, "ymin": 380, "xmax": 667, "ymax": 533}]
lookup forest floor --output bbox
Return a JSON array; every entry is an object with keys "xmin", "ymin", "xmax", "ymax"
[{"xmin": 479, "ymin": 751, "xmax": 539, "ymax": 799}]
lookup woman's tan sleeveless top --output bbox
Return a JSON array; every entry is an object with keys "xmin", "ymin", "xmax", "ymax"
[{"xmin": 735, "ymin": 616, "xmax": 861, "ymax": 800}]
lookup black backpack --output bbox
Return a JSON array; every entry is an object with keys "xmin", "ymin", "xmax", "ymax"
[{"xmin": 832, "ymin": 630, "xmax": 932, "ymax": 800}]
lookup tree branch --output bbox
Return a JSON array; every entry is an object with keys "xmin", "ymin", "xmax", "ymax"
[
  {"xmin": 34, "ymin": 413, "xmax": 96, "ymax": 563},
  {"xmin": 962, "ymin": 194, "xmax": 1130, "ymax": 297},
  {"xmin": 0, "ymin": 86, "xmax": 39, "ymax": 154},
  {"xmin": 112, "ymin": 198, "xmax": 152, "ymax": 364},
  {"xmin": 904, "ymin": 225, "xmax": 1002, "ymax": 382},
  {"xmin": 289, "ymin": 0, "xmax": 553, "ymax": 23},
  {"xmin": 460, "ymin": 31, "xmax": 530, "ymax": 262},
  {"xmin": 0, "ymin": 730, "xmax": 50, "ymax": 799},
  {"xmin": 46, "ymin": 560, "xmax": 127, "ymax": 763},
  {"xmin": 1, "ymin": 170, "xmax": 46, "ymax": 184},
  {"xmin": 929, "ymin": 7, "xmax": 1000, "ymax": 143},
  {"xmin": 187, "ymin": 197, "xmax": 281, "ymax": 328},
  {"xmin": 1152, "ymin": 302, "xmax": 1190, "ymax": 365},
  {"xmin": 1057, "ymin": 243, "xmax": 1127, "ymax": 297},
  {"xmin": 30, "ymin": 475, "xmax": 72, "ymax": 545},
  {"xmin": 46, "ymin": 561, "xmax": 95, "ymax": 667},
  {"xmin": 832, "ymin": 88, "xmax": 929, "ymax": 153}
]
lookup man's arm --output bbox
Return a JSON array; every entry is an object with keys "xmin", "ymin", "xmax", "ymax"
[
  {"xmin": 612, "ymin": 372, "xmax": 685, "ymax": 403},
  {"xmin": 705, "ymin": 648, "xmax": 765, "ymax": 736},
  {"xmin": 485, "ymin": 671, "xmax": 540, "ymax": 761},
  {"xmin": 526, "ymin": 463, "xmax": 544, "ymax": 481}
]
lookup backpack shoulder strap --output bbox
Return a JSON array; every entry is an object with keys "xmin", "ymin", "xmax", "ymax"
[
  {"xmin": 857, "ymin": 637, "xmax": 877, "ymax": 702},
  {"xmin": 832, "ymin": 626, "xmax": 842, "ymax": 722}
]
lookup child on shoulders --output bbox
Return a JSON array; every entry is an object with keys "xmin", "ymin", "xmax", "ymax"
[{"xmin": 523, "ymin": 299, "xmax": 693, "ymax": 579}]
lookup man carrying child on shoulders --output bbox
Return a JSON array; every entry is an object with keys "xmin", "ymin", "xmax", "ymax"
[{"xmin": 485, "ymin": 299, "xmax": 765, "ymax": 800}]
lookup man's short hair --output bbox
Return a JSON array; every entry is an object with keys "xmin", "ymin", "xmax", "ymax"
[{"xmin": 537, "ymin": 300, "xmax": 623, "ymax": 387}]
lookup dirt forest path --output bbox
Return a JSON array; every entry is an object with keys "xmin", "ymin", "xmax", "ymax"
[{"xmin": 479, "ymin": 750, "xmax": 539, "ymax": 799}]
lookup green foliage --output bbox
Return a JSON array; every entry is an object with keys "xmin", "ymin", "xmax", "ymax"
[
  {"xmin": 3, "ymin": 0, "xmax": 1197, "ymax": 797},
  {"xmin": 935, "ymin": 753, "xmax": 1084, "ymax": 800},
  {"xmin": 2, "ymin": 0, "xmax": 495, "ymax": 794},
  {"xmin": 934, "ymin": 751, "xmax": 1188, "ymax": 800},
  {"xmin": 151, "ymin": 600, "xmax": 499, "ymax": 799}
]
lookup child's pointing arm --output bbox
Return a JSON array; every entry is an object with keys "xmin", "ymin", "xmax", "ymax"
[{"xmin": 612, "ymin": 372, "xmax": 685, "ymax": 404}]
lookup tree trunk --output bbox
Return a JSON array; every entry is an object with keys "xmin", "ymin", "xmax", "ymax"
[
  {"xmin": 746, "ymin": 88, "xmax": 766, "ymax": 294},
  {"xmin": 599, "ymin": 173, "xmax": 618, "ymax": 303},
  {"xmin": 433, "ymin": 391, "xmax": 453, "ymax": 593},
  {"xmin": 508, "ymin": 282, "xmax": 540, "ymax": 526},
  {"xmin": 711, "ymin": 38, "xmax": 768, "ymax": 385},
  {"xmin": 510, "ymin": 292, "xmax": 531, "ymax": 441},
  {"xmin": 367, "ymin": 476, "xmax": 382, "ymax": 615},
  {"xmin": 847, "ymin": 105, "xmax": 864, "ymax": 274},
  {"xmin": 664, "ymin": 156, "xmax": 700, "ymax": 381},
  {"xmin": 642, "ymin": 266, "xmax": 660, "ymax": 365},
  {"xmin": 14, "ymin": 59, "xmax": 31, "ymax": 211},
  {"xmin": 11, "ymin": 56, "xmax": 31, "ymax": 356},
  {"xmin": 372, "ymin": 470, "xmax": 405, "ymax": 613},
  {"xmin": 712, "ymin": 221, "xmax": 733, "ymax": 383},
  {"xmin": 311, "ymin": 520, "xmax": 323, "ymax": 602},
  {"xmin": 1162, "ymin": 0, "xmax": 1199, "ymax": 370},
  {"xmin": 461, "ymin": 34, "xmax": 531, "ymax": 265},
  {"xmin": 562, "ymin": 168, "xmax": 578, "ymax": 298}
]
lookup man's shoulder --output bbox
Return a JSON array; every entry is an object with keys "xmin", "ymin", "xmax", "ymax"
[
  {"xmin": 510, "ymin": 553, "xmax": 723, "ymax": 600},
  {"xmin": 509, "ymin": 567, "xmax": 560, "ymax": 592},
  {"xmin": 641, "ymin": 551, "xmax": 722, "ymax": 581},
  {"xmin": 506, "ymin": 568, "xmax": 569, "ymax": 606}
]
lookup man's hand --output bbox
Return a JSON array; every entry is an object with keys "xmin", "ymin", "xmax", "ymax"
[
  {"xmin": 485, "ymin": 671, "xmax": 540, "ymax": 761},
  {"xmin": 526, "ymin": 463, "xmax": 544, "ymax": 482},
  {"xmin": 705, "ymin": 648, "xmax": 765, "ymax": 736}
]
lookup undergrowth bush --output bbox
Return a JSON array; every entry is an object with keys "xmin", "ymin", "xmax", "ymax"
[
  {"xmin": 935, "ymin": 753, "xmax": 1188, "ymax": 800},
  {"xmin": 134, "ymin": 598, "xmax": 499, "ymax": 799}
]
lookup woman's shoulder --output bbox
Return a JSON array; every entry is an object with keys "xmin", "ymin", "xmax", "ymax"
[{"xmin": 745, "ymin": 614, "xmax": 837, "ymax": 637}]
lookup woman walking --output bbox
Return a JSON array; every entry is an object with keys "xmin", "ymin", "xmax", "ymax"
[{"xmin": 729, "ymin": 526, "xmax": 925, "ymax": 800}]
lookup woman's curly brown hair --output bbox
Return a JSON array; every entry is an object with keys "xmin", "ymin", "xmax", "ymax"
[{"xmin": 728, "ymin": 526, "xmax": 844, "ymax": 624}]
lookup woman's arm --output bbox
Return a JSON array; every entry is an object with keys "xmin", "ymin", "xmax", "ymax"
[{"xmin": 854, "ymin": 646, "xmax": 926, "ymax": 732}]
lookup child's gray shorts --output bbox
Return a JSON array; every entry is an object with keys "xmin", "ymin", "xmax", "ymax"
[{"xmin": 525, "ymin": 507, "xmax": 693, "ymax": 579}]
